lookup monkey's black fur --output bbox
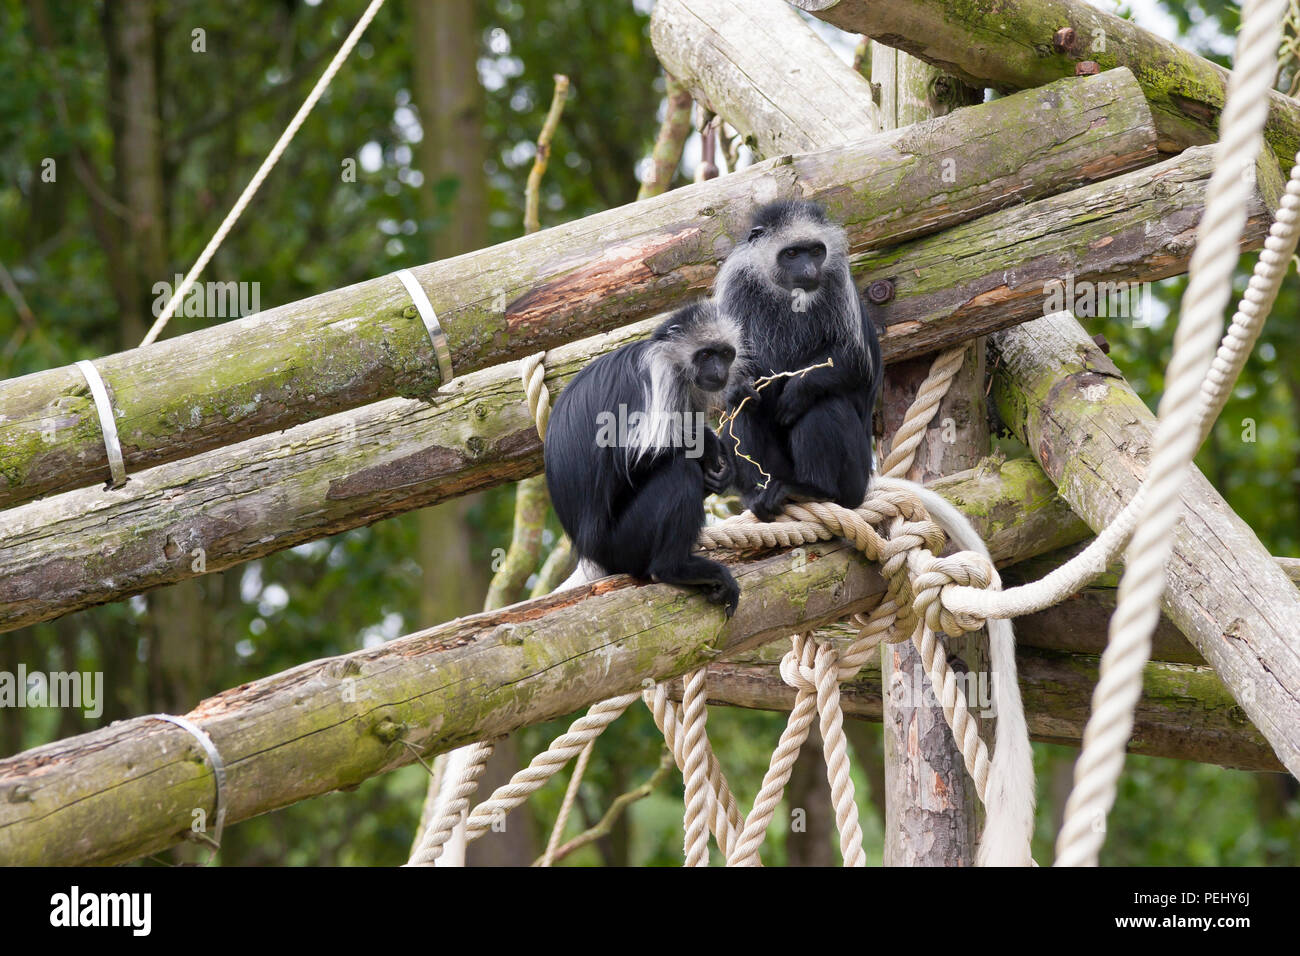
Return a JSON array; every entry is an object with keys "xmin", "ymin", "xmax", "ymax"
[
  {"xmin": 718, "ymin": 199, "xmax": 883, "ymax": 521},
  {"xmin": 544, "ymin": 302, "xmax": 743, "ymax": 616}
]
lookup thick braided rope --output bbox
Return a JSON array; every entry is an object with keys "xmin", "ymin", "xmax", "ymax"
[
  {"xmin": 140, "ymin": 0, "xmax": 388, "ymax": 347},
  {"xmin": 1056, "ymin": 0, "xmax": 1289, "ymax": 867},
  {"xmin": 539, "ymin": 739, "xmax": 594, "ymax": 867},
  {"xmin": 727, "ymin": 635, "xmax": 820, "ymax": 866},
  {"xmin": 643, "ymin": 683, "xmax": 744, "ymax": 856},
  {"xmin": 814, "ymin": 641, "xmax": 866, "ymax": 866},
  {"xmin": 405, "ymin": 740, "xmax": 495, "ymax": 866},
  {"xmin": 681, "ymin": 667, "xmax": 712, "ymax": 866},
  {"xmin": 878, "ymin": 346, "xmax": 967, "ymax": 478},
  {"xmin": 462, "ymin": 693, "xmax": 639, "ymax": 840},
  {"xmin": 521, "ymin": 352, "xmax": 551, "ymax": 439}
]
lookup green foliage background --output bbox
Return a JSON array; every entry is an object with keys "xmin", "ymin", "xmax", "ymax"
[{"xmin": 0, "ymin": 0, "xmax": 1295, "ymax": 865}]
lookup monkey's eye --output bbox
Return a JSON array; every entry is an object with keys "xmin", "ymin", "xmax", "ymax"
[
  {"xmin": 781, "ymin": 247, "xmax": 801, "ymax": 260},
  {"xmin": 747, "ymin": 227, "xmax": 765, "ymax": 242},
  {"xmin": 718, "ymin": 346, "xmax": 736, "ymax": 362}
]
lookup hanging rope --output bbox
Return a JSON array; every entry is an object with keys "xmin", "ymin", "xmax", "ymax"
[{"xmin": 140, "ymin": 0, "xmax": 388, "ymax": 347}]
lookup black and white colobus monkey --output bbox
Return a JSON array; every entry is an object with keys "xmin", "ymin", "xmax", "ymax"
[
  {"xmin": 544, "ymin": 302, "xmax": 745, "ymax": 616},
  {"xmin": 716, "ymin": 200, "xmax": 1036, "ymax": 866},
  {"xmin": 714, "ymin": 199, "xmax": 882, "ymax": 521}
]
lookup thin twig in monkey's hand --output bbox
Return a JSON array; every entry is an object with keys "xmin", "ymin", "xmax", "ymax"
[{"xmin": 718, "ymin": 357, "xmax": 835, "ymax": 491}]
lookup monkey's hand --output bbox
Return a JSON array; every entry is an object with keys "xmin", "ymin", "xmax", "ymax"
[
  {"xmin": 725, "ymin": 378, "xmax": 761, "ymax": 410},
  {"xmin": 747, "ymin": 481, "xmax": 789, "ymax": 522},
  {"xmin": 774, "ymin": 381, "xmax": 815, "ymax": 427},
  {"xmin": 702, "ymin": 456, "xmax": 734, "ymax": 494}
]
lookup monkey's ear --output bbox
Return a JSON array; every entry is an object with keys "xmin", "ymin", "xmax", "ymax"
[
  {"xmin": 666, "ymin": 324, "xmax": 683, "ymax": 337},
  {"xmin": 747, "ymin": 226, "xmax": 765, "ymax": 242}
]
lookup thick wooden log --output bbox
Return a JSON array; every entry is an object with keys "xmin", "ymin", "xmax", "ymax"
[
  {"xmin": 666, "ymin": 641, "xmax": 1283, "ymax": 773},
  {"xmin": 651, "ymin": 0, "xmax": 881, "ymax": 155},
  {"xmin": 991, "ymin": 313, "xmax": 1300, "ymax": 778},
  {"xmin": 789, "ymin": 0, "xmax": 1300, "ymax": 165},
  {"xmin": 0, "ymin": 461, "xmax": 1084, "ymax": 865},
  {"xmin": 8, "ymin": 138, "xmax": 1242, "ymax": 633},
  {"xmin": 856, "ymin": 144, "xmax": 1279, "ymax": 358},
  {"xmin": 0, "ymin": 71, "xmax": 1153, "ymax": 511}
]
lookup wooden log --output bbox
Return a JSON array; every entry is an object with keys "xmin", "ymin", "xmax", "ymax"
[
  {"xmin": 856, "ymin": 144, "xmax": 1280, "ymax": 359},
  {"xmin": 665, "ymin": 641, "xmax": 1283, "ymax": 773},
  {"xmin": 650, "ymin": 0, "xmax": 881, "ymax": 155},
  {"xmin": 0, "ymin": 71, "xmax": 1154, "ymax": 511},
  {"xmin": 8, "ymin": 138, "xmax": 1239, "ymax": 633},
  {"xmin": 789, "ymin": 0, "xmax": 1300, "ymax": 165},
  {"xmin": 991, "ymin": 313, "xmax": 1300, "ymax": 778},
  {"xmin": 0, "ymin": 461, "xmax": 1085, "ymax": 865}
]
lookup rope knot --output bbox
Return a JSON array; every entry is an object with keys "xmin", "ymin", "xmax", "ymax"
[{"xmin": 909, "ymin": 550, "xmax": 994, "ymax": 635}]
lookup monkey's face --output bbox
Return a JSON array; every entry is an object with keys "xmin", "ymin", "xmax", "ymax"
[
  {"xmin": 744, "ymin": 222, "xmax": 833, "ymax": 297},
  {"xmin": 690, "ymin": 342, "xmax": 736, "ymax": 393},
  {"xmin": 651, "ymin": 304, "xmax": 744, "ymax": 398},
  {"xmin": 774, "ymin": 240, "xmax": 827, "ymax": 293}
]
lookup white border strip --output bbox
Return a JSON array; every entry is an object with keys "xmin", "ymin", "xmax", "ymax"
[
  {"xmin": 396, "ymin": 268, "xmax": 454, "ymax": 386},
  {"xmin": 74, "ymin": 359, "xmax": 127, "ymax": 489}
]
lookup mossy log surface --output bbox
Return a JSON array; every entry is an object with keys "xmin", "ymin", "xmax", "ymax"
[
  {"xmin": 0, "ymin": 71, "xmax": 1153, "ymax": 510},
  {"xmin": 0, "ymin": 460, "xmax": 1083, "ymax": 865},
  {"xmin": 992, "ymin": 313, "xmax": 1300, "ymax": 778},
  {"xmin": 791, "ymin": 0, "xmax": 1300, "ymax": 165}
]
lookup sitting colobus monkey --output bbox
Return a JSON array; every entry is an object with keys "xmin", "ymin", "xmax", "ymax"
[
  {"xmin": 716, "ymin": 200, "xmax": 1035, "ymax": 866},
  {"xmin": 715, "ymin": 200, "xmax": 882, "ymax": 521},
  {"xmin": 544, "ymin": 302, "xmax": 745, "ymax": 616}
]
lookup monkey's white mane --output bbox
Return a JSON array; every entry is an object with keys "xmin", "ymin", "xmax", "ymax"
[{"xmin": 626, "ymin": 311, "xmax": 744, "ymax": 467}]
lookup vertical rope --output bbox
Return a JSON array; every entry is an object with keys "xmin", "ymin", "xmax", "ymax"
[
  {"xmin": 814, "ymin": 642, "xmax": 866, "ymax": 866},
  {"xmin": 680, "ymin": 668, "xmax": 712, "ymax": 866}
]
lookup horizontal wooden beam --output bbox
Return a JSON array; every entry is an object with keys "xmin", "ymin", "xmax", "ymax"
[
  {"xmin": 789, "ymin": 0, "xmax": 1300, "ymax": 165},
  {"xmin": 0, "ymin": 70, "xmax": 1154, "ymax": 510},
  {"xmin": 0, "ymin": 461, "xmax": 1086, "ymax": 865},
  {"xmin": 856, "ymin": 144, "xmax": 1277, "ymax": 359}
]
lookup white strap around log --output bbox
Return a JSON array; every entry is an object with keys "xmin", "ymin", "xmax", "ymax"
[
  {"xmin": 74, "ymin": 359, "xmax": 127, "ymax": 489},
  {"xmin": 396, "ymin": 268, "xmax": 454, "ymax": 387}
]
